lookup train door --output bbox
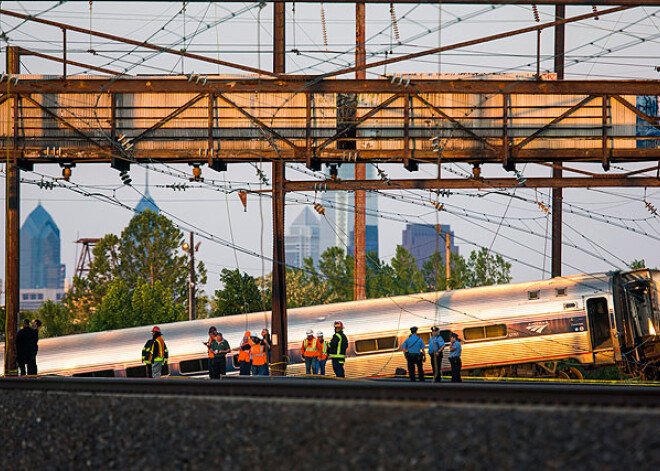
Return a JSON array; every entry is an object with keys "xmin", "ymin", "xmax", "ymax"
[{"xmin": 586, "ymin": 297, "xmax": 612, "ymax": 351}]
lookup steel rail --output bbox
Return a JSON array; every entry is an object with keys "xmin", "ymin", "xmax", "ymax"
[{"xmin": 2, "ymin": 377, "xmax": 660, "ymax": 408}]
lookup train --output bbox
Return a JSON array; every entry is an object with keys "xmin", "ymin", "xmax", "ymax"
[{"xmin": 2, "ymin": 268, "xmax": 660, "ymax": 380}]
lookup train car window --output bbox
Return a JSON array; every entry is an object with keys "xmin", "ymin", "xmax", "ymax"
[
  {"xmin": 377, "ymin": 336, "xmax": 397, "ymax": 350},
  {"xmin": 528, "ymin": 290, "xmax": 540, "ymax": 300},
  {"xmin": 464, "ymin": 324, "xmax": 507, "ymax": 342},
  {"xmin": 126, "ymin": 365, "xmax": 148, "ymax": 378},
  {"xmin": 418, "ymin": 332, "xmax": 431, "ymax": 344},
  {"xmin": 564, "ymin": 302, "xmax": 577, "ymax": 310},
  {"xmin": 179, "ymin": 358, "xmax": 209, "ymax": 374},
  {"xmin": 73, "ymin": 369, "xmax": 115, "ymax": 378},
  {"xmin": 355, "ymin": 339, "xmax": 378, "ymax": 353},
  {"xmin": 355, "ymin": 336, "xmax": 398, "ymax": 354},
  {"xmin": 556, "ymin": 288, "xmax": 567, "ymax": 297},
  {"xmin": 485, "ymin": 324, "xmax": 507, "ymax": 338},
  {"xmin": 440, "ymin": 330, "xmax": 452, "ymax": 342},
  {"xmin": 464, "ymin": 327, "xmax": 485, "ymax": 341},
  {"xmin": 232, "ymin": 355, "xmax": 240, "ymax": 369}
]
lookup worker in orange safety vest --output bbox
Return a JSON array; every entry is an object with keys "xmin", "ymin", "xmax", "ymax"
[
  {"xmin": 301, "ymin": 329, "xmax": 319, "ymax": 375},
  {"xmin": 316, "ymin": 331, "xmax": 329, "ymax": 376},
  {"xmin": 250, "ymin": 335, "xmax": 269, "ymax": 376},
  {"xmin": 238, "ymin": 331, "xmax": 253, "ymax": 376}
]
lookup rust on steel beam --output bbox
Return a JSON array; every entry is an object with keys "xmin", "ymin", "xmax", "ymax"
[
  {"xmin": 354, "ymin": 1, "xmax": 367, "ymax": 301},
  {"xmin": 271, "ymin": 2, "xmax": 288, "ymax": 376},
  {"xmin": 513, "ymin": 95, "xmax": 596, "ymax": 153},
  {"xmin": 22, "ymin": 95, "xmax": 105, "ymax": 149},
  {"xmin": 17, "ymin": 47, "xmax": 121, "ymax": 76},
  {"xmin": 324, "ymin": 5, "xmax": 629, "ymax": 78},
  {"xmin": 208, "ymin": 93, "xmax": 215, "ymax": 151},
  {"xmin": 0, "ymin": 9, "xmax": 276, "ymax": 77},
  {"xmin": 317, "ymin": 93, "xmax": 401, "ymax": 151},
  {"xmin": 215, "ymin": 92, "xmax": 300, "ymax": 151},
  {"xmin": 131, "ymin": 93, "xmax": 206, "ymax": 144},
  {"xmin": 284, "ymin": 176, "xmax": 660, "ymax": 192},
  {"xmin": 602, "ymin": 96, "xmax": 611, "ymax": 171},
  {"xmin": 9, "ymin": 78, "xmax": 660, "ymax": 96},
  {"xmin": 413, "ymin": 93, "xmax": 498, "ymax": 152},
  {"xmin": 8, "ymin": 147, "xmax": 660, "ymax": 165},
  {"xmin": 502, "ymin": 93, "xmax": 511, "ymax": 170},
  {"xmin": 4, "ymin": 46, "xmax": 20, "ymax": 376},
  {"xmin": 552, "ymin": 4, "xmax": 565, "ymax": 279},
  {"xmin": 535, "ymin": 162, "xmax": 599, "ymax": 177}
]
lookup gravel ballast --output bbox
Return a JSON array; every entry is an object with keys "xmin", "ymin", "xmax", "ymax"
[{"xmin": 0, "ymin": 389, "xmax": 659, "ymax": 470}]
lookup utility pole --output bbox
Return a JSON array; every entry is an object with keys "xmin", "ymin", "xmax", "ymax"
[
  {"xmin": 445, "ymin": 231, "xmax": 452, "ymax": 287},
  {"xmin": 551, "ymin": 4, "xmax": 565, "ymax": 278},
  {"xmin": 182, "ymin": 232, "xmax": 198, "ymax": 321},
  {"xmin": 271, "ymin": 2, "xmax": 288, "ymax": 376},
  {"xmin": 354, "ymin": 2, "xmax": 367, "ymax": 301},
  {"xmin": 4, "ymin": 46, "xmax": 21, "ymax": 376}
]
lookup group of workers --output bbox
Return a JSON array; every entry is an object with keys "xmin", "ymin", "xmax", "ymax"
[
  {"xmin": 16, "ymin": 318, "xmax": 43, "ymax": 376},
  {"xmin": 402, "ymin": 326, "xmax": 463, "ymax": 382},
  {"xmin": 141, "ymin": 321, "xmax": 461, "ymax": 382}
]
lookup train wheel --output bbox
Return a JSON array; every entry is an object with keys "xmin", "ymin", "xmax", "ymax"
[
  {"xmin": 482, "ymin": 367, "xmax": 506, "ymax": 378},
  {"xmin": 557, "ymin": 370, "xmax": 570, "ymax": 380},
  {"xmin": 565, "ymin": 366, "xmax": 584, "ymax": 381}
]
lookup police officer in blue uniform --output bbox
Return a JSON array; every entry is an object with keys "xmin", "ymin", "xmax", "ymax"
[
  {"xmin": 449, "ymin": 331, "xmax": 463, "ymax": 383},
  {"xmin": 428, "ymin": 326, "xmax": 446, "ymax": 382},
  {"xmin": 402, "ymin": 326, "xmax": 426, "ymax": 382}
]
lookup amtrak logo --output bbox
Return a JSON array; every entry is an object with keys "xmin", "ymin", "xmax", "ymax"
[{"xmin": 527, "ymin": 322, "xmax": 549, "ymax": 334}]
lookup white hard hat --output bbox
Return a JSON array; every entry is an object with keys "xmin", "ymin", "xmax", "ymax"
[
  {"xmin": 317, "ymin": 331, "xmax": 324, "ymax": 337},
  {"xmin": 306, "ymin": 329, "xmax": 314, "ymax": 335}
]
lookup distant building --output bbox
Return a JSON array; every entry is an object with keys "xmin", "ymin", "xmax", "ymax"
[
  {"xmin": 286, "ymin": 207, "xmax": 321, "ymax": 268},
  {"xmin": 135, "ymin": 169, "xmax": 159, "ymax": 214},
  {"xmin": 401, "ymin": 223, "xmax": 459, "ymax": 270},
  {"xmin": 319, "ymin": 164, "xmax": 379, "ymax": 257},
  {"xmin": 20, "ymin": 203, "xmax": 66, "ymax": 310}
]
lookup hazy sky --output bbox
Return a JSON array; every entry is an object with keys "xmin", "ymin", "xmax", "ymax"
[{"xmin": 1, "ymin": 2, "xmax": 660, "ymax": 300}]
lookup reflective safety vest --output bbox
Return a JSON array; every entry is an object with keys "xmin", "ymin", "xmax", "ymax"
[
  {"xmin": 329, "ymin": 333, "xmax": 346, "ymax": 359},
  {"xmin": 251, "ymin": 343, "xmax": 267, "ymax": 366},
  {"xmin": 238, "ymin": 340, "xmax": 252, "ymax": 362},
  {"xmin": 151, "ymin": 336, "xmax": 168, "ymax": 363},
  {"xmin": 302, "ymin": 338, "xmax": 319, "ymax": 358},
  {"xmin": 317, "ymin": 340, "xmax": 328, "ymax": 361},
  {"xmin": 207, "ymin": 335, "xmax": 216, "ymax": 358},
  {"xmin": 142, "ymin": 339, "xmax": 154, "ymax": 365}
]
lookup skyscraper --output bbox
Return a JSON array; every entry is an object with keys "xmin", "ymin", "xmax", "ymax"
[
  {"xmin": 135, "ymin": 169, "xmax": 159, "ymax": 214},
  {"xmin": 318, "ymin": 163, "xmax": 379, "ymax": 257},
  {"xmin": 402, "ymin": 223, "xmax": 459, "ymax": 270},
  {"xmin": 20, "ymin": 203, "xmax": 65, "ymax": 290},
  {"xmin": 285, "ymin": 207, "xmax": 321, "ymax": 268}
]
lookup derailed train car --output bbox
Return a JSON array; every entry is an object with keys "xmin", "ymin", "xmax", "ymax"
[{"xmin": 2, "ymin": 269, "xmax": 660, "ymax": 379}]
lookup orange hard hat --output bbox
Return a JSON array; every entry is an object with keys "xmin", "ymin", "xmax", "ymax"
[{"xmin": 152, "ymin": 326, "xmax": 161, "ymax": 333}]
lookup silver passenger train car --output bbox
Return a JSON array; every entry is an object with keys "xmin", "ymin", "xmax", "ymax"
[{"xmin": 2, "ymin": 269, "xmax": 660, "ymax": 379}]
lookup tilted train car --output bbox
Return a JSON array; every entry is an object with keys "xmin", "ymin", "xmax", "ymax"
[{"xmin": 2, "ymin": 269, "xmax": 660, "ymax": 379}]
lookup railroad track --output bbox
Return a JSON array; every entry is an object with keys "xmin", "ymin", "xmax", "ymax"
[{"xmin": 1, "ymin": 376, "xmax": 659, "ymax": 408}]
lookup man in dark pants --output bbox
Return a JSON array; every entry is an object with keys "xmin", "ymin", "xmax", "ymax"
[
  {"xmin": 428, "ymin": 326, "xmax": 446, "ymax": 382},
  {"xmin": 210, "ymin": 332, "xmax": 231, "ymax": 377},
  {"xmin": 16, "ymin": 319, "xmax": 33, "ymax": 376},
  {"xmin": 328, "ymin": 321, "xmax": 348, "ymax": 378},
  {"xmin": 27, "ymin": 320, "xmax": 42, "ymax": 375},
  {"xmin": 205, "ymin": 327, "xmax": 220, "ymax": 379},
  {"xmin": 449, "ymin": 332, "xmax": 463, "ymax": 383},
  {"xmin": 402, "ymin": 326, "xmax": 426, "ymax": 382}
]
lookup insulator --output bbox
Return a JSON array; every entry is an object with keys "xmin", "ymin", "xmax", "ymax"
[
  {"xmin": 645, "ymin": 201, "xmax": 657, "ymax": 215},
  {"xmin": 532, "ymin": 4, "xmax": 540, "ymax": 23},
  {"xmin": 238, "ymin": 191, "xmax": 248, "ymax": 212},
  {"xmin": 192, "ymin": 165, "xmax": 202, "ymax": 181},
  {"xmin": 119, "ymin": 170, "xmax": 132, "ymax": 186},
  {"xmin": 62, "ymin": 167, "xmax": 72, "ymax": 181},
  {"xmin": 592, "ymin": 5, "xmax": 599, "ymax": 20},
  {"xmin": 390, "ymin": 3, "xmax": 400, "ymax": 42},
  {"xmin": 537, "ymin": 201, "xmax": 550, "ymax": 214},
  {"xmin": 431, "ymin": 201, "xmax": 444, "ymax": 211},
  {"xmin": 472, "ymin": 166, "xmax": 481, "ymax": 179},
  {"xmin": 313, "ymin": 202, "xmax": 326, "ymax": 216},
  {"xmin": 320, "ymin": 3, "xmax": 328, "ymax": 51}
]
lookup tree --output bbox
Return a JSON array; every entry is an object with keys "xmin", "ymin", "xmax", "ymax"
[
  {"xmin": 421, "ymin": 251, "xmax": 448, "ymax": 292},
  {"xmin": 366, "ymin": 253, "xmax": 396, "ymax": 298},
  {"xmin": 629, "ymin": 259, "xmax": 646, "ymax": 269},
  {"xmin": 286, "ymin": 258, "xmax": 335, "ymax": 308},
  {"xmin": 36, "ymin": 300, "xmax": 86, "ymax": 338},
  {"xmin": 318, "ymin": 247, "xmax": 354, "ymax": 302},
  {"xmin": 390, "ymin": 245, "xmax": 425, "ymax": 295},
  {"xmin": 213, "ymin": 269, "xmax": 265, "ymax": 316},
  {"xmin": 461, "ymin": 248, "xmax": 512, "ymax": 288}
]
